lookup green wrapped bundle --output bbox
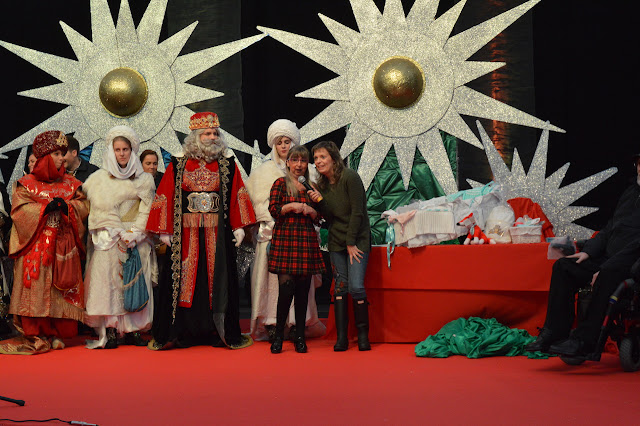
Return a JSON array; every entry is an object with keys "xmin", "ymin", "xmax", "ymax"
[{"xmin": 415, "ymin": 317, "xmax": 551, "ymax": 359}]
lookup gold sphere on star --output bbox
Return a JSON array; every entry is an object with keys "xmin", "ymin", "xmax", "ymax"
[
  {"xmin": 372, "ymin": 56, "xmax": 425, "ymax": 109},
  {"xmin": 99, "ymin": 67, "xmax": 148, "ymax": 117}
]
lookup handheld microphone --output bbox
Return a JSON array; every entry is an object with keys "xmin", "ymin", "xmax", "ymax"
[{"xmin": 298, "ymin": 176, "xmax": 322, "ymax": 201}]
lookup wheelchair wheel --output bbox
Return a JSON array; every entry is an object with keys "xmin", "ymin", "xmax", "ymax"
[
  {"xmin": 619, "ymin": 335, "xmax": 640, "ymax": 372},
  {"xmin": 560, "ymin": 356, "xmax": 585, "ymax": 366}
]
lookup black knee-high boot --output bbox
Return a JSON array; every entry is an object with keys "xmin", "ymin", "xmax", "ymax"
[
  {"xmin": 353, "ymin": 298, "xmax": 371, "ymax": 351},
  {"xmin": 293, "ymin": 277, "xmax": 310, "ymax": 353},
  {"xmin": 271, "ymin": 279, "xmax": 295, "ymax": 354},
  {"xmin": 333, "ymin": 295, "xmax": 349, "ymax": 351}
]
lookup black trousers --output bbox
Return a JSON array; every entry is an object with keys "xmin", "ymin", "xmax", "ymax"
[{"xmin": 545, "ymin": 251, "xmax": 639, "ymax": 345}]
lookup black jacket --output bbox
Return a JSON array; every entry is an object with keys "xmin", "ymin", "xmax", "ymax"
[
  {"xmin": 582, "ymin": 181, "xmax": 640, "ymax": 263},
  {"xmin": 69, "ymin": 159, "xmax": 99, "ymax": 183}
]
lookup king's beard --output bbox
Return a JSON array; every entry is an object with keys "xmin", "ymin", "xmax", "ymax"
[{"xmin": 185, "ymin": 138, "xmax": 225, "ymax": 163}]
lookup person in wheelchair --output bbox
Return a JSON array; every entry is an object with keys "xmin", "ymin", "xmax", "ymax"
[{"xmin": 526, "ymin": 153, "xmax": 640, "ymax": 357}]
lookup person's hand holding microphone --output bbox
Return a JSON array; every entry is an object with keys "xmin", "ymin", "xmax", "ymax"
[{"xmin": 299, "ymin": 176, "xmax": 323, "ymax": 202}]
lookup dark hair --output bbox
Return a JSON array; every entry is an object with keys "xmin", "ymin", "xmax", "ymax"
[
  {"xmin": 311, "ymin": 141, "xmax": 345, "ymax": 190},
  {"xmin": 66, "ymin": 134, "xmax": 80, "ymax": 153},
  {"xmin": 24, "ymin": 146, "xmax": 35, "ymax": 175},
  {"xmin": 140, "ymin": 149, "xmax": 159, "ymax": 163},
  {"xmin": 285, "ymin": 145, "xmax": 311, "ymax": 196}
]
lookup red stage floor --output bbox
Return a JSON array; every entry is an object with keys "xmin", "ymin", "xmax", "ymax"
[{"xmin": 1, "ymin": 338, "xmax": 638, "ymax": 425}]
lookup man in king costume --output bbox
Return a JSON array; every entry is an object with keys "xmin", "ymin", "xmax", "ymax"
[
  {"xmin": 0, "ymin": 131, "xmax": 89, "ymax": 355},
  {"xmin": 147, "ymin": 112, "xmax": 256, "ymax": 350}
]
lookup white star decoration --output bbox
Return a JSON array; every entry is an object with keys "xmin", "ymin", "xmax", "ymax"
[
  {"xmin": 0, "ymin": 0, "xmax": 265, "ymax": 187},
  {"xmin": 467, "ymin": 121, "xmax": 617, "ymax": 240},
  {"xmin": 258, "ymin": 0, "xmax": 565, "ymax": 193}
]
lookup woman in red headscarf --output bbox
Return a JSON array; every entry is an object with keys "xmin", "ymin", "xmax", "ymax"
[{"xmin": 0, "ymin": 130, "xmax": 89, "ymax": 355}]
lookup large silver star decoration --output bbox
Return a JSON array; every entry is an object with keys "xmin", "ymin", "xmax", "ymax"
[
  {"xmin": 258, "ymin": 0, "xmax": 564, "ymax": 193},
  {"xmin": 0, "ymin": 0, "xmax": 265, "ymax": 187},
  {"xmin": 467, "ymin": 121, "xmax": 617, "ymax": 239}
]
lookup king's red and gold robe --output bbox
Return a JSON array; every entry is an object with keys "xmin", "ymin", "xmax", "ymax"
[{"xmin": 146, "ymin": 156, "xmax": 255, "ymax": 347}]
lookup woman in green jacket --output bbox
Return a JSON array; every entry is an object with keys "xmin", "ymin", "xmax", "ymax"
[{"xmin": 308, "ymin": 141, "xmax": 371, "ymax": 351}]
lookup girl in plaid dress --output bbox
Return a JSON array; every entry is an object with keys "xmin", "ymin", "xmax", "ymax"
[{"xmin": 268, "ymin": 146, "xmax": 325, "ymax": 353}]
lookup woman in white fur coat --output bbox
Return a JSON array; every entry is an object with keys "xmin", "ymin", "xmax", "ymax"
[
  {"xmin": 245, "ymin": 119, "xmax": 325, "ymax": 342},
  {"xmin": 83, "ymin": 126, "xmax": 157, "ymax": 349}
]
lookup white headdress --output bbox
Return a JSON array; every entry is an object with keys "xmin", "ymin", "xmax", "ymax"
[
  {"xmin": 267, "ymin": 119, "xmax": 301, "ymax": 148},
  {"xmin": 102, "ymin": 125, "xmax": 144, "ymax": 179},
  {"xmin": 267, "ymin": 119, "xmax": 301, "ymax": 168}
]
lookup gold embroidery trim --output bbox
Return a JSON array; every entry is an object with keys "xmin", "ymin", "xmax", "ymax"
[
  {"xmin": 183, "ymin": 212, "xmax": 217, "ymax": 228},
  {"xmin": 170, "ymin": 157, "xmax": 187, "ymax": 323},
  {"xmin": 179, "ymin": 225, "xmax": 199, "ymax": 307},
  {"xmin": 151, "ymin": 194, "xmax": 168, "ymax": 231},
  {"xmin": 237, "ymin": 186, "xmax": 252, "ymax": 225},
  {"xmin": 205, "ymin": 225, "xmax": 217, "ymax": 308},
  {"xmin": 183, "ymin": 163, "xmax": 220, "ymax": 192}
]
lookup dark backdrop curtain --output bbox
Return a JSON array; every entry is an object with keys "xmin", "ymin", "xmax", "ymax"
[
  {"xmin": 454, "ymin": 0, "xmax": 537, "ymax": 186},
  {"xmin": 167, "ymin": 0, "xmax": 244, "ymax": 142},
  {"xmin": 1, "ymin": 1, "xmax": 639, "ymax": 232}
]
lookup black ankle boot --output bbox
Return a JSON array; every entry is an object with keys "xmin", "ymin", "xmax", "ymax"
[
  {"xmin": 294, "ymin": 336, "xmax": 307, "ymax": 353},
  {"xmin": 334, "ymin": 296, "xmax": 349, "ymax": 351},
  {"xmin": 105, "ymin": 327, "xmax": 118, "ymax": 349},
  {"xmin": 265, "ymin": 325, "xmax": 276, "ymax": 344},
  {"xmin": 353, "ymin": 298, "xmax": 371, "ymax": 351},
  {"xmin": 525, "ymin": 327, "xmax": 554, "ymax": 353},
  {"xmin": 270, "ymin": 336, "xmax": 283, "ymax": 354}
]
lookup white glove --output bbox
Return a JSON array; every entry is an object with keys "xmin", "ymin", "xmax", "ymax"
[
  {"xmin": 232, "ymin": 228, "xmax": 245, "ymax": 248},
  {"xmin": 120, "ymin": 230, "xmax": 143, "ymax": 248},
  {"xmin": 159, "ymin": 234, "xmax": 172, "ymax": 247}
]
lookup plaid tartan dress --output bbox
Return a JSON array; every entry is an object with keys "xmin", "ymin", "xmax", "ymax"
[{"xmin": 268, "ymin": 177, "xmax": 326, "ymax": 276}]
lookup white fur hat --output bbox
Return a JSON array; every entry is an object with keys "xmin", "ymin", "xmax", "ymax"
[{"xmin": 267, "ymin": 119, "xmax": 301, "ymax": 148}]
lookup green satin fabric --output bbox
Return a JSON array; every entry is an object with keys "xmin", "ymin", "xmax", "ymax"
[
  {"xmin": 348, "ymin": 131, "xmax": 458, "ymax": 245},
  {"xmin": 414, "ymin": 317, "xmax": 551, "ymax": 359}
]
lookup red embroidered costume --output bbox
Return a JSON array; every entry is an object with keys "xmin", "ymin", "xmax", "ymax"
[
  {"xmin": 146, "ymin": 112, "xmax": 255, "ymax": 349},
  {"xmin": 147, "ymin": 159, "xmax": 254, "ymax": 307},
  {"xmin": 0, "ymin": 131, "xmax": 89, "ymax": 355}
]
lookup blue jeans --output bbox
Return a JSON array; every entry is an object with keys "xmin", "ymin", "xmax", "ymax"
[{"xmin": 330, "ymin": 250, "xmax": 369, "ymax": 300}]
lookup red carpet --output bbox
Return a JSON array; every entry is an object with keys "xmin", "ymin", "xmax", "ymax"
[{"xmin": 1, "ymin": 335, "xmax": 639, "ymax": 425}]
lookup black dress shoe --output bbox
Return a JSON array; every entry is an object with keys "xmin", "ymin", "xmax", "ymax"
[
  {"xmin": 525, "ymin": 328, "xmax": 555, "ymax": 353},
  {"xmin": 124, "ymin": 332, "xmax": 148, "ymax": 346},
  {"xmin": 549, "ymin": 338, "xmax": 591, "ymax": 357},
  {"xmin": 270, "ymin": 336, "xmax": 283, "ymax": 354},
  {"xmin": 294, "ymin": 336, "xmax": 307, "ymax": 353},
  {"xmin": 104, "ymin": 327, "xmax": 118, "ymax": 349},
  {"xmin": 265, "ymin": 325, "xmax": 276, "ymax": 344}
]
